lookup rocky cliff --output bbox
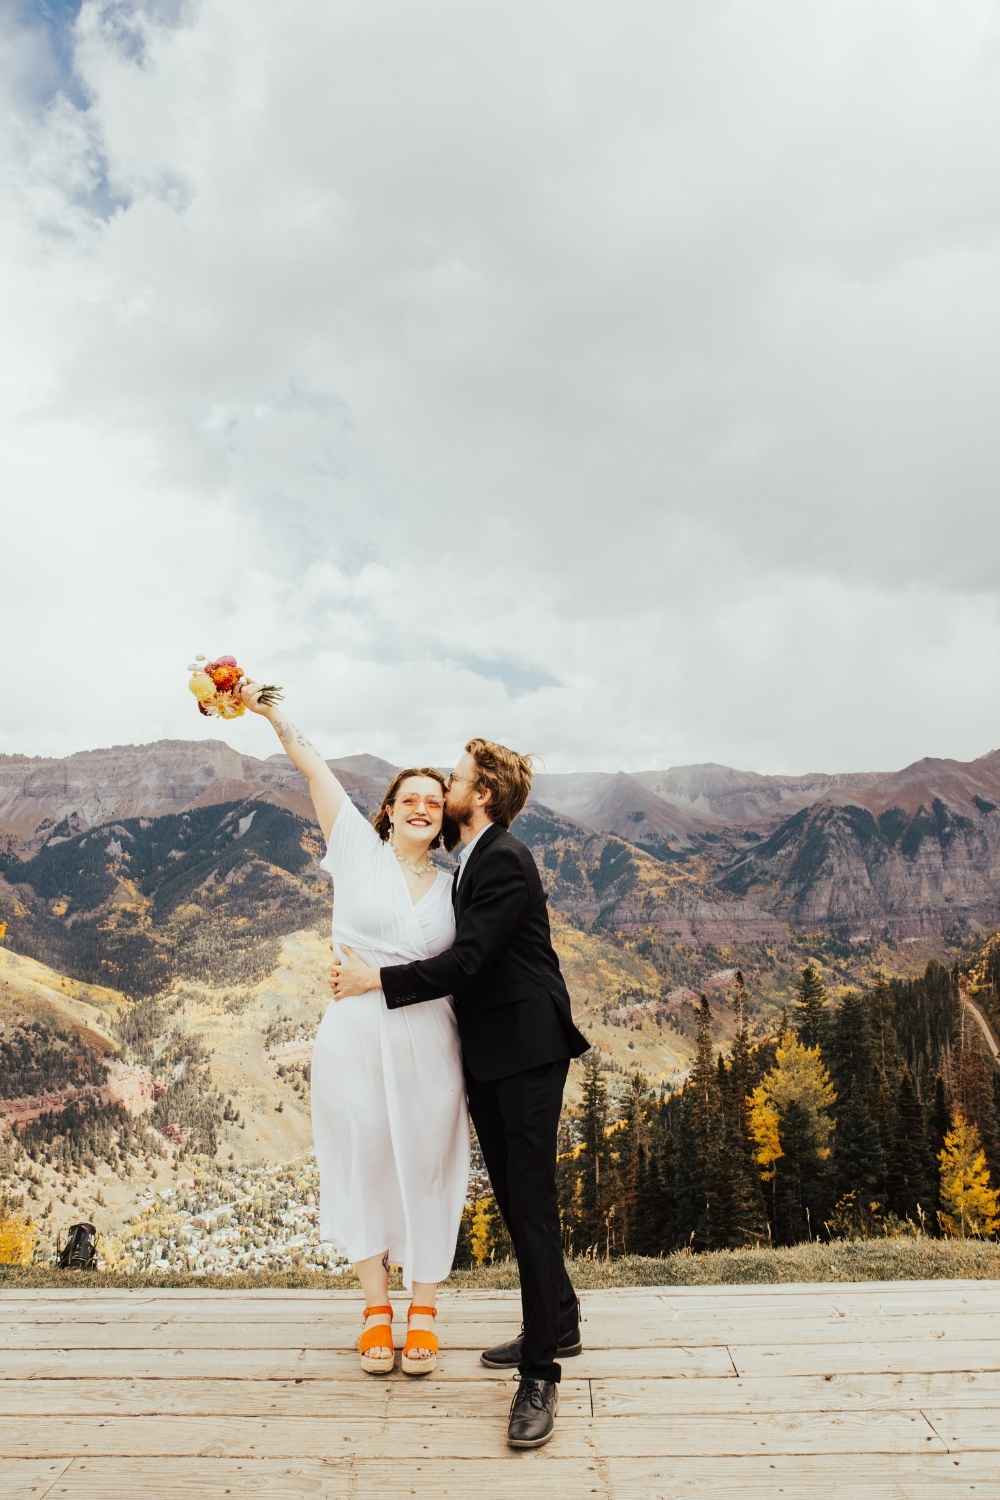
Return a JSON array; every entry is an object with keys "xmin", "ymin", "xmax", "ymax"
[{"xmin": 3, "ymin": 737, "xmax": 1000, "ymax": 959}]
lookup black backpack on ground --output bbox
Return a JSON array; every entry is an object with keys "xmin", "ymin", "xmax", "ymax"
[{"xmin": 58, "ymin": 1221, "xmax": 97, "ymax": 1270}]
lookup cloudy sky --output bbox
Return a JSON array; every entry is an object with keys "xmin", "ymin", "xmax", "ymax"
[{"xmin": 3, "ymin": 0, "xmax": 1000, "ymax": 775}]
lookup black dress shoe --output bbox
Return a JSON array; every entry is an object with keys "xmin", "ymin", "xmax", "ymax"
[
  {"xmin": 481, "ymin": 1324, "xmax": 582, "ymax": 1367},
  {"xmin": 507, "ymin": 1375, "xmax": 559, "ymax": 1448},
  {"xmin": 481, "ymin": 1296, "xmax": 583, "ymax": 1368}
]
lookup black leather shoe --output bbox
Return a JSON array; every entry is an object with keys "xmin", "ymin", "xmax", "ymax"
[
  {"xmin": 481, "ymin": 1324, "xmax": 582, "ymax": 1367},
  {"xmin": 481, "ymin": 1297, "xmax": 583, "ymax": 1368},
  {"xmin": 507, "ymin": 1375, "xmax": 559, "ymax": 1448}
]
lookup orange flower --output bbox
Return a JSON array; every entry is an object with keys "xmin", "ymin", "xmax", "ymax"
[{"xmin": 207, "ymin": 664, "xmax": 242, "ymax": 691}]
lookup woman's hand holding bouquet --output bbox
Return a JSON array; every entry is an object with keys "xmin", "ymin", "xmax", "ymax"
[{"xmin": 187, "ymin": 655, "xmax": 284, "ymax": 719}]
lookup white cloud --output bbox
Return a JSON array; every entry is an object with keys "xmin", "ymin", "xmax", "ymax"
[{"xmin": 3, "ymin": 0, "xmax": 1000, "ymax": 774}]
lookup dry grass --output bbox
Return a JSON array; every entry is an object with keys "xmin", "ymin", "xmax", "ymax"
[{"xmin": 5, "ymin": 1236, "xmax": 1000, "ymax": 1290}]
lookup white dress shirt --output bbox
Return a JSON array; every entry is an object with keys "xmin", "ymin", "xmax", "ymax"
[{"xmin": 455, "ymin": 823, "xmax": 493, "ymax": 888}]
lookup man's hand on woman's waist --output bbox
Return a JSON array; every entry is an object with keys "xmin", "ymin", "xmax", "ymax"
[{"xmin": 329, "ymin": 945, "xmax": 380, "ymax": 1000}]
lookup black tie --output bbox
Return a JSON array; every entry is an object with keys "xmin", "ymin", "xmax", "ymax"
[{"xmin": 451, "ymin": 866, "xmax": 460, "ymax": 908}]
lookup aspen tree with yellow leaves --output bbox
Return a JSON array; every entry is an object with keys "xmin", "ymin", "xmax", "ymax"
[
  {"xmin": 747, "ymin": 1031, "xmax": 838, "ymax": 1243},
  {"xmin": 0, "ymin": 1213, "xmax": 37, "ymax": 1265},
  {"xmin": 747, "ymin": 1031, "xmax": 837, "ymax": 1176},
  {"xmin": 938, "ymin": 1109, "xmax": 1000, "ymax": 1238},
  {"xmin": 469, "ymin": 1196, "xmax": 495, "ymax": 1265}
]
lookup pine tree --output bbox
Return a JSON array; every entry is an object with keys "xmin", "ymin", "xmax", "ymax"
[
  {"xmin": 938, "ymin": 1110, "xmax": 1000, "ymax": 1238},
  {"xmin": 795, "ymin": 963, "xmax": 828, "ymax": 1050},
  {"xmin": 728, "ymin": 976, "xmax": 759, "ymax": 1105},
  {"xmin": 637, "ymin": 1095, "xmax": 675, "ymax": 1255},
  {"xmin": 615, "ymin": 1070, "xmax": 654, "ymax": 1255},
  {"xmin": 772, "ymin": 1099, "xmax": 829, "ymax": 1245},
  {"xmin": 833, "ymin": 1075, "xmax": 886, "ymax": 1212},
  {"xmin": 687, "ymin": 995, "xmax": 727, "ymax": 1249},
  {"xmin": 929, "ymin": 1074, "xmax": 951, "ymax": 1163},
  {"xmin": 828, "ymin": 989, "xmax": 876, "ymax": 1102},
  {"xmin": 670, "ymin": 1094, "xmax": 700, "ymax": 1248},
  {"xmin": 886, "ymin": 1066, "xmax": 935, "ymax": 1224},
  {"xmin": 724, "ymin": 981, "xmax": 768, "ymax": 1245},
  {"xmin": 576, "ymin": 1052, "xmax": 612, "ymax": 1252},
  {"xmin": 827, "ymin": 985, "xmax": 891, "ymax": 1218}
]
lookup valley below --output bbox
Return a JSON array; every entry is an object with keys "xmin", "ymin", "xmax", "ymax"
[{"xmin": 3, "ymin": 736, "xmax": 1000, "ymax": 1271}]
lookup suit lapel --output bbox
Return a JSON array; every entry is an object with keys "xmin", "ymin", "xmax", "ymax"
[{"xmin": 453, "ymin": 822, "xmax": 504, "ymax": 911}]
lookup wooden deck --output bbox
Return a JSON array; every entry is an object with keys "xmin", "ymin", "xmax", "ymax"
[{"xmin": 3, "ymin": 1281, "xmax": 1000, "ymax": 1498}]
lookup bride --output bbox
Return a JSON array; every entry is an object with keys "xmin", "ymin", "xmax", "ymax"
[{"xmin": 238, "ymin": 679, "xmax": 470, "ymax": 1375}]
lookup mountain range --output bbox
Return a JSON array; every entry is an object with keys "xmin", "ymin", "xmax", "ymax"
[
  {"xmin": 4, "ymin": 733, "xmax": 1000, "ymax": 1264},
  {"xmin": 4, "ymin": 737, "xmax": 1000, "ymax": 946}
]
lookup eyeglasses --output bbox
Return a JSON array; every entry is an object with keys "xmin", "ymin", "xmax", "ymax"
[
  {"xmin": 398, "ymin": 795, "xmax": 444, "ymax": 812},
  {"xmin": 446, "ymin": 773, "xmax": 476, "ymax": 790}
]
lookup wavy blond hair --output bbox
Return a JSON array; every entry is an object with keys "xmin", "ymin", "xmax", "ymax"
[{"xmin": 465, "ymin": 738, "xmax": 535, "ymax": 827}]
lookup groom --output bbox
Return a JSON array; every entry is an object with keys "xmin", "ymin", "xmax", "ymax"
[{"xmin": 331, "ymin": 736, "xmax": 591, "ymax": 1448}]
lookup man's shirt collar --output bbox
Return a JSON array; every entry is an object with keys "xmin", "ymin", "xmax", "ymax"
[{"xmin": 456, "ymin": 822, "xmax": 493, "ymax": 880}]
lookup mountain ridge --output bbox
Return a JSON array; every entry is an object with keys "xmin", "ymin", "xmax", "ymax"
[{"xmin": 3, "ymin": 737, "xmax": 1000, "ymax": 960}]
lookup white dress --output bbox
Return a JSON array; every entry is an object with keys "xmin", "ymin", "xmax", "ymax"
[{"xmin": 310, "ymin": 794, "xmax": 470, "ymax": 1290}]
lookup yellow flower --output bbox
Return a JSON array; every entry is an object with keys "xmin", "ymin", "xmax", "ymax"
[
  {"xmin": 216, "ymin": 696, "xmax": 246, "ymax": 719},
  {"xmin": 188, "ymin": 671, "xmax": 217, "ymax": 703}
]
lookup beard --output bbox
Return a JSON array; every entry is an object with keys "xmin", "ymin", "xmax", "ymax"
[
  {"xmin": 441, "ymin": 814, "xmax": 463, "ymax": 853},
  {"xmin": 441, "ymin": 793, "xmax": 475, "ymax": 853}
]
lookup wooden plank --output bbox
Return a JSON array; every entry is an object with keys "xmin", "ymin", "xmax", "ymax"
[
  {"xmin": 9, "ymin": 1293, "xmax": 964, "ymax": 1322},
  {"xmin": 0, "ymin": 1459, "xmax": 71, "ymax": 1500},
  {"xmin": 41, "ymin": 1456, "xmax": 357, "ymax": 1498},
  {"xmin": 0, "ymin": 1343, "xmax": 732, "ymax": 1380},
  {"xmin": 29, "ymin": 1454, "xmax": 1000, "ymax": 1500},
  {"xmin": 591, "ymin": 1408, "xmax": 942, "ymax": 1457},
  {"xmin": 0, "ymin": 1297, "xmax": 663, "ymax": 1326},
  {"xmin": 0, "ymin": 1292, "xmax": 641, "ymax": 1315},
  {"xmin": 5, "ymin": 1278, "xmax": 999, "ymax": 1301},
  {"xmin": 5, "ymin": 1290, "xmax": 1000, "ymax": 1324},
  {"xmin": 923, "ymin": 1407, "xmax": 1000, "ymax": 1452},
  {"xmin": 592, "ymin": 1369, "xmax": 1000, "ymax": 1415},
  {"xmin": 0, "ymin": 1376, "xmax": 591, "ymax": 1418},
  {"xmin": 29, "ymin": 1457, "xmax": 603, "ymax": 1500},
  {"xmin": 605, "ymin": 1453, "xmax": 1000, "ymax": 1499},
  {"xmin": 7, "ymin": 1313, "xmax": 999, "ymax": 1348},
  {"xmin": 646, "ymin": 1279, "xmax": 1000, "ymax": 1295},
  {"xmin": 731, "ymin": 1341, "xmax": 1000, "ymax": 1378},
  {"xmin": 0, "ymin": 1414, "xmax": 590, "ymax": 1459},
  {"xmin": 671, "ymin": 1290, "xmax": 1000, "ymax": 1317},
  {"xmin": 0, "ymin": 1408, "xmax": 943, "ymax": 1460}
]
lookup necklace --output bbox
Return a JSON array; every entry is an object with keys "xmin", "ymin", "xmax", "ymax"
[{"xmin": 391, "ymin": 842, "xmax": 433, "ymax": 878}]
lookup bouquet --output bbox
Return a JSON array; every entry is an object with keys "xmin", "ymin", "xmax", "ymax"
[{"xmin": 187, "ymin": 654, "xmax": 284, "ymax": 719}]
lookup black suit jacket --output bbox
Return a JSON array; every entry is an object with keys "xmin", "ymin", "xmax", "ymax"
[{"xmin": 380, "ymin": 822, "xmax": 591, "ymax": 1082}]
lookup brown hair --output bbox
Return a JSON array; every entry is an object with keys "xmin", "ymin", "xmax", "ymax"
[
  {"xmin": 372, "ymin": 767, "xmax": 449, "ymax": 848},
  {"xmin": 465, "ymin": 737, "xmax": 536, "ymax": 828}
]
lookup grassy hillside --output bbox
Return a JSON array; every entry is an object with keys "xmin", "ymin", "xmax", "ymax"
[{"xmin": 5, "ymin": 1236, "xmax": 1000, "ymax": 1289}]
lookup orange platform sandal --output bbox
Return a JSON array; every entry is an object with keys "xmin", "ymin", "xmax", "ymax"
[
  {"xmin": 357, "ymin": 1303, "xmax": 395, "ymax": 1375},
  {"xmin": 401, "ymin": 1303, "xmax": 439, "ymax": 1376}
]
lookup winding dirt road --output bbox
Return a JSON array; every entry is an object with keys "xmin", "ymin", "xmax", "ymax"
[{"xmin": 960, "ymin": 980, "xmax": 1000, "ymax": 1065}]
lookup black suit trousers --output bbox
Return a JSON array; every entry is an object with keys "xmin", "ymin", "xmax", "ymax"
[{"xmin": 465, "ymin": 1056, "xmax": 579, "ymax": 1382}]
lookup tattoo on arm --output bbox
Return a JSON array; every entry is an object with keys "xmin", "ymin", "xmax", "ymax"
[{"xmin": 272, "ymin": 715, "xmax": 322, "ymax": 759}]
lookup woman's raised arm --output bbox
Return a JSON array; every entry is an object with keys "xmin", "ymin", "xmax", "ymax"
[{"xmin": 239, "ymin": 679, "xmax": 345, "ymax": 844}]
